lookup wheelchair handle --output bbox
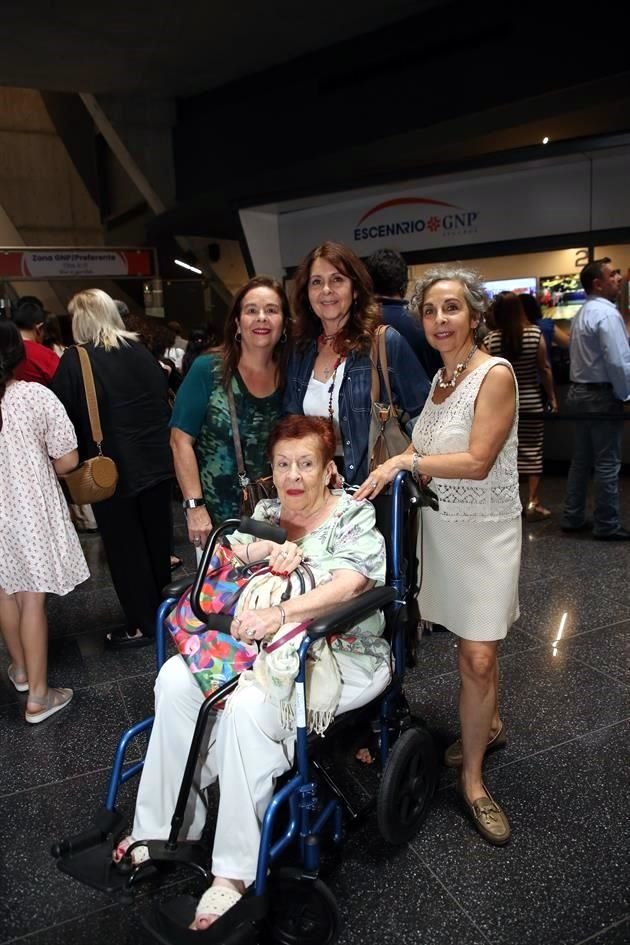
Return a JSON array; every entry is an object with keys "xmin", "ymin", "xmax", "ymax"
[
  {"xmin": 193, "ymin": 612, "xmax": 233, "ymax": 634},
  {"xmin": 238, "ymin": 516, "xmax": 287, "ymax": 545}
]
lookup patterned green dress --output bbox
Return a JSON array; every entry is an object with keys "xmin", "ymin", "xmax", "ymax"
[
  {"xmin": 170, "ymin": 352, "xmax": 282, "ymax": 522},
  {"xmin": 230, "ymin": 491, "xmax": 390, "ymax": 675}
]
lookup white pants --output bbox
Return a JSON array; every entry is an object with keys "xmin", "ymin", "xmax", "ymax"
[{"xmin": 132, "ymin": 653, "xmax": 390, "ymax": 885}]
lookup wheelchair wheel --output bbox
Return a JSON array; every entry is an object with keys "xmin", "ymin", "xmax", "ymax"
[
  {"xmin": 264, "ymin": 867, "xmax": 341, "ymax": 945},
  {"xmin": 377, "ymin": 726, "xmax": 437, "ymax": 844}
]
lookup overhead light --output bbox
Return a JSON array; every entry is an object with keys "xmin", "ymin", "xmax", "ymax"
[
  {"xmin": 174, "ymin": 258, "xmax": 202, "ymax": 275},
  {"xmin": 542, "ymin": 136, "xmax": 550, "ymax": 145}
]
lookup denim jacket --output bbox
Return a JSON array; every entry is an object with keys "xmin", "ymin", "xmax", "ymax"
[{"xmin": 283, "ymin": 327, "xmax": 430, "ymax": 484}]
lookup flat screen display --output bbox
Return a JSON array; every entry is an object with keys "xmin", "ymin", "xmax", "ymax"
[
  {"xmin": 484, "ymin": 277, "xmax": 537, "ymax": 299},
  {"xmin": 539, "ymin": 274, "xmax": 586, "ymax": 320}
]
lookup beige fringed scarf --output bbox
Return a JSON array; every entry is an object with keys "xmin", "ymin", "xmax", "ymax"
[{"xmin": 228, "ymin": 567, "xmax": 341, "ymax": 735}]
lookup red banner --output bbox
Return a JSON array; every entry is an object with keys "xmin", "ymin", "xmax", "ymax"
[{"xmin": 0, "ymin": 248, "xmax": 154, "ymax": 279}]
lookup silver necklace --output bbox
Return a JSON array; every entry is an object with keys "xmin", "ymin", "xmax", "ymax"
[{"xmin": 437, "ymin": 344, "xmax": 477, "ymax": 389}]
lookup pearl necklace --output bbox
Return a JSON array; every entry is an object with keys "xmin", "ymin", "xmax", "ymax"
[{"xmin": 437, "ymin": 344, "xmax": 478, "ymax": 389}]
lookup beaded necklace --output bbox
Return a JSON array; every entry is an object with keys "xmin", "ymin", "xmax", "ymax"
[
  {"xmin": 316, "ymin": 332, "xmax": 345, "ymax": 423},
  {"xmin": 437, "ymin": 344, "xmax": 477, "ymax": 389}
]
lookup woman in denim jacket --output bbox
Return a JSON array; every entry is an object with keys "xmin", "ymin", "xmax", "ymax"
[{"xmin": 284, "ymin": 241, "xmax": 430, "ymax": 485}]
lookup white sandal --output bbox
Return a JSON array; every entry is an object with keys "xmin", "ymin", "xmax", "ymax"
[
  {"xmin": 193, "ymin": 885, "xmax": 242, "ymax": 929},
  {"xmin": 112, "ymin": 835, "xmax": 150, "ymax": 866},
  {"xmin": 8, "ymin": 664, "xmax": 29, "ymax": 693},
  {"xmin": 25, "ymin": 688, "xmax": 73, "ymax": 724}
]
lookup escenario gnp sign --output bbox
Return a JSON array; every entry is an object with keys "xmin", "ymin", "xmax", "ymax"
[{"xmin": 352, "ymin": 197, "xmax": 479, "ymax": 242}]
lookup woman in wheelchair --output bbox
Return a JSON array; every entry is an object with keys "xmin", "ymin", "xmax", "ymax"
[{"xmin": 115, "ymin": 415, "xmax": 391, "ymax": 929}]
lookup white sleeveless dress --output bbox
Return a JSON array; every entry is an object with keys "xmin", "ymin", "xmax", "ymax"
[{"xmin": 412, "ymin": 358, "xmax": 521, "ymax": 641}]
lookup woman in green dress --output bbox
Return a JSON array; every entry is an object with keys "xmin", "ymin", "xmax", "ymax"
[{"xmin": 170, "ymin": 277, "xmax": 291, "ymax": 550}]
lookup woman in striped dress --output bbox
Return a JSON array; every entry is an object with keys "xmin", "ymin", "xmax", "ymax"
[{"xmin": 485, "ymin": 292, "xmax": 558, "ymax": 520}]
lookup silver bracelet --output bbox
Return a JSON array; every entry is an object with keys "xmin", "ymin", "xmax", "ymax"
[
  {"xmin": 411, "ymin": 450, "xmax": 423, "ymax": 483},
  {"xmin": 276, "ymin": 604, "xmax": 286, "ymax": 625}
]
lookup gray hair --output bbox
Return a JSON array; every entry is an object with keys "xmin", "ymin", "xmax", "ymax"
[
  {"xmin": 409, "ymin": 264, "xmax": 490, "ymax": 321},
  {"xmin": 68, "ymin": 289, "xmax": 138, "ymax": 350}
]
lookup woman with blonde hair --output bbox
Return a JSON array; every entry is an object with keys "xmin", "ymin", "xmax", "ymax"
[{"xmin": 52, "ymin": 289, "xmax": 173, "ymax": 648}]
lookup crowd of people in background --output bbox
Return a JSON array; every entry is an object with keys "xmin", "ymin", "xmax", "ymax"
[{"xmin": 0, "ymin": 247, "xmax": 628, "ymax": 893}]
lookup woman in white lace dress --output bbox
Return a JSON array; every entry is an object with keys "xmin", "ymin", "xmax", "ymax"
[{"xmin": 355, "ymin": 265, "xmax": 521, "ymax": 846}]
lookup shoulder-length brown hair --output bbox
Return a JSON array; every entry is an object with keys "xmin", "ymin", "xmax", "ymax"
[
  {"xmin": 292, "ymin": 241, "xmax": 380, "ymax": 356},
  {"xmin": 221, "ymin": 276, "xmax": 292, "ymax": 390},
  {"xmin": 490, "ymin": 291, "xmax": 525, "ymax": 363}
]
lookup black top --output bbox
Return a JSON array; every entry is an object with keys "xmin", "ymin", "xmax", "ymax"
[
  {"xmin": 379, "ymin": 297, "xmax": 443, "ymax": 379},
  {"xmin": 51, "ymin": 341, "xmax": 173, "ymax": 498}
]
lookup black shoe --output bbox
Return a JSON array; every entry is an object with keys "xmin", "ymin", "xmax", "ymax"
[
  {"xmin": 561, "ymin": 521, "xmax": 591, "ymax": 533},
  {"xmin": 105, "ymin": 629, "xmax": 154, "ymax": 649},
  {"xmin": 593, "ymin": 528, "xmax": 630, "ymax": 541}
]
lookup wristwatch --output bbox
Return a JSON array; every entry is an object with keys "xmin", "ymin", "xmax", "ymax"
[{"xmin": 182, "ymin": 497, "xmax": 205, "ymax": 510}]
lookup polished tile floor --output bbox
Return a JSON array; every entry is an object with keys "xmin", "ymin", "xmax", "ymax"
[{"xmin": 1, "ymin": 478, "xmax": 628, "ymax": 945}]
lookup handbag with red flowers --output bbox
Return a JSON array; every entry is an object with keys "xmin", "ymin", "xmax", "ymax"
[{"xmin": 166, "ymin": 543, "xmax": 315, "ymax": 701}]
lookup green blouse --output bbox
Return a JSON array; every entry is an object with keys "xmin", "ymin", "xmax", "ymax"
[{"xmin": 170, "ymin": 352, "xmax": 282, "ymax": 522}]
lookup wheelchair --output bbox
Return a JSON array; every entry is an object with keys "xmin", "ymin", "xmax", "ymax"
[{"xmin": 52, "ymin": 471, "xmax": 439, "ymax": 944}]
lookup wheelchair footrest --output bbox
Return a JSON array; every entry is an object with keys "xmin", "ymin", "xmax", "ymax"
[
  {"xmin": 144, "ymin": 839, "xmax": 210, "ymax": 879},
  {"xmin": 56, "ymin": 837, "xmax": 136, "ymax": 894},
  {"xmin": 141, "ymin": 888, "xmax": 265, "ymax": 945}
]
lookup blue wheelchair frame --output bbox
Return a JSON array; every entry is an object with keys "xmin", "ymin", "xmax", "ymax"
[{"xmin": 53, "ymin": 472, "xmax": 437, "ymax": 941}]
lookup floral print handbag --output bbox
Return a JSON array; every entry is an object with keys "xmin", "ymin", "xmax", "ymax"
[{"xmin": 166, "ymin": 543, "xmax": 316, "ymax": 700}]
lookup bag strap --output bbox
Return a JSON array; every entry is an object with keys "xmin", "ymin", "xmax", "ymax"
[
  {"xmin": 370, "ymin": 326, "xmax": 395, "ymax": 408},
  {"xmin": 226, "ymin": 384, "xmax": 249, "ymax": 482},
  {"xmin": 377, "ymin": 326, "xmax": 396, "ymax": 408},
  {"xmin": 370, "ymin": 330, "xmax": 381, "ymax": 403},
  {"xmin": 263, "ymin": 618, "xmax": 313, "ymax": 654},
  {"xmin": 75, "ymin": 346, "xmax": 104, "ymax": 451}
]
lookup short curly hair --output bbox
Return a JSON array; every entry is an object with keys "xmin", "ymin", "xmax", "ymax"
[{"xmin": 409, "ymin": 264, "xmax": 490, "ymax": 322}]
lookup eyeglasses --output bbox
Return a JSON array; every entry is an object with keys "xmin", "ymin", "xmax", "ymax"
[{"xmin": 241, "ymin": 304, "xmax": 282, "ymax": 317}]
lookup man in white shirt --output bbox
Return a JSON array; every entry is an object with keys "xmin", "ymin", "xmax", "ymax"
[{"xmin": 562, "ymin": 258, "xmax": 630, "ymax": 539}]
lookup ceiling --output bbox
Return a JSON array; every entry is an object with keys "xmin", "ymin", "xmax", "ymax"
[
  {"xmin": 0, "ymin": 0, "xmax": 434, "ymax": 94},
  {"xmin": 1, "ymin": 0, "xmax": 628, "ymax": 247}
]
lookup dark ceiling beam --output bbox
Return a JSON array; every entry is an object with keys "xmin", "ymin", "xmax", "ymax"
[{"xmin": 173, "ymin": 1, "xmax": 629, "ymax": 209}]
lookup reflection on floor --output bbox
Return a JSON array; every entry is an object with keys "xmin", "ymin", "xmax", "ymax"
[{"xmin": 1, "ymin": 478, "xmax": 628, "ymax": 945}]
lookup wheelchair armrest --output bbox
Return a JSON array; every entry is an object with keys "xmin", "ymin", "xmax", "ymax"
[
  {"xmin": 161, "ymin": 574, "xmax": 192, "ymax": 600},
  {"xmin": 307, "ymin": 586, "xmax": 397, "ymax": 640}
]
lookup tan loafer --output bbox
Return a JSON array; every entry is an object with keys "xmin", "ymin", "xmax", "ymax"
[
  {"xmin": 525, "ymin": 501, "xmax": 551, "ymax": 521},
  {"xmin": 457, "ymin": 779, "xmax": 511, "ymax": 846},
  {"xmin": 444, "ymin": 721, "xmax": 507, "ymax": 768}
]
